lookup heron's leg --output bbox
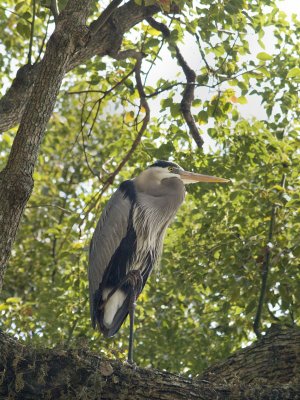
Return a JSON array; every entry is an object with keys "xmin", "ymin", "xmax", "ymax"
[
  {"xmin": 128, "ymin": 290, "xmax": 136, "ymax": 364},
  {"xmin": 127, "ymin": 270, "xmax": 143, "ymax": 364}
]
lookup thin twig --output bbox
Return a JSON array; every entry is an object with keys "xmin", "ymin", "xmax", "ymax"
[
  {"xmin": 67, "ymin": 67, "xmax": 135, "ymax": 100},
  {"xmin": 67, "ymin": 89, "xmax": 106, "ymax": 95},
  {"xmin": 0, "ymin": 5, "xmax": 31, "ymax": 23},
  {"xmin": 28, "ymin": 0, "xmax": 36, "ymax": 65},
  {"xmin": 216, "ymin": 33, "xmax": 239, "ymax": 74},
  {"xmin": 26, "ymin": 203, "xmax": 72, "ymax": 214},
  {"xmin": 78, "ymin": 89, "xmax": 101, "ymax": 179},
  {"xmin": 145, "ymin": 63, "xmax": 265, "ymax": 98},
  {"xmin": 195, "ymin": 33, "xmax": 213, "ymax": 73},
  {"xmin": 146, "ymin": 17, "xmax": 204, "ymax": 148},
  {"xmin": 54, "ymin": 57, "xmax": 150, "ymax": 257},
  {"xmin": 35, "ymin": 14, "xmax": 50, "ymax": 64},
  {"xmin": 141, "ymin": 18, "xmax": 171, "ymax": 87},
  {"xmin": 253, "ymin": 174, "xmax": 286, "ymax": 338},
  {"xmin": 103, "ymin": 56, "xmax": 150, "ymax": 187},
  {"xmin": 72, "ymin": 66, "xmax": 137, "ymax": 177},
  {"xmin": 81, "ymin": 129, "xmax": 101, "ymax": 181}
]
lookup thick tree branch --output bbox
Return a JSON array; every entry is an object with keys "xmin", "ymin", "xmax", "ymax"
[
  {"xmin": 0, "ymin": 325, "xmax": 299, "ymax": 399},
  {"xmin": 0, "ymin": 0, "xmax": 93, "ymax": 288},
  {"xmin": 90, "ymin": 0, "xmax": 123, "ymax": 35},
  {"xmin": 0, "ymin": 1, "xmax": 160, "ymax": 132},
  {"xmin": 146, "ymin": 17, "xmax": 204, "ymax": 148},
  {"xmin": 50, "ymin": 0, "xmax": 59, "ymax": 21},
  {"xmin": 202, "ymin": 325, "xmax": 300, "ymax": 386}
]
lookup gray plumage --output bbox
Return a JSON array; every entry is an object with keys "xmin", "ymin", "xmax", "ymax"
[
  {"xmin": 88, "ymin": 162, "xmax": 185, "ymax": 337},
  {"xmin": 88, "ymin": 188, "xmax": 132, "ymax": 328},
  {"xmin": 88, "ymin": 160, "xmax": 228, "ymax": 361}
]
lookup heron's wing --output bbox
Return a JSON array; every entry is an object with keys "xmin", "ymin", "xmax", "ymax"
[{"xmin": 88, "ymin": 185, "xmax": 132, "ymax": 327}]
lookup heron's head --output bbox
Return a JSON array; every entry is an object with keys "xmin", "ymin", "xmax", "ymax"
[{"xmin": 148, "ymin": 160, "xmax": 229, "ymax": 185}]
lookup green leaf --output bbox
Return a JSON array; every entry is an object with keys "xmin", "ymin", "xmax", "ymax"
[
  {"xmin": 286, "ymin": 67, "xmax": 300, "ymax": 78},
  {"xmin": 198, "ymin": 110, "xmax": 208, "ymax": 125},
  {"xmin": 6, "ymin": 297, "xmax": 22, "ymax": 303},
  {"xmin": 259, "ymin": 67, "xmax": 271, "ymax": 77},
  {"xmin": 237, "ymin": 96, "xmax": 247, "ymax": 104},
  {"xmin": 256, "ymin": 52, "xmax": 273, "ymax": 61}
]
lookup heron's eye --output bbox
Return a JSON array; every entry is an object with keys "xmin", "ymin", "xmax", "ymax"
[{"xmin": 168, "ymin": 167, "xmax": 174, "ymax": 172}]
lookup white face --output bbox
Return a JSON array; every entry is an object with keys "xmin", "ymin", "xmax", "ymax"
[
  {"xmin": 138, "ymin": 165, "xmax": 229, "ymax": 187},
  {"xmin": 150, "ymin": 166, "xmax": 181, "ymax": 182}
]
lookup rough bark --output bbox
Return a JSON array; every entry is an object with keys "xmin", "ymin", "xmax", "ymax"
[
  {"xmin": 0, "ymin": 325, "xmax": 299, "ymax": 399},
  {"xmin": 0, "ymin": 0, "xmax": 93, "ymax": 288},
  {"xmin": 0, "ymin": 0, "xmax": 165, "ymax": 289},
  {"xmin": 202, "ymin": 324, "xmax": 300, "ymax": 385},
  {"xmin": 0, "ymin": 1, "xmax": 159, "ymax": 133}
]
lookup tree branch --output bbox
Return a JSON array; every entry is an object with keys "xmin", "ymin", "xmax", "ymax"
[
  {"xmin": 89, "ymin": 0, "xmax": 123, "ymax": 35},
  {"xmin": 50, "ymin": 0, "xmax": 59, "ymax": 21},
  {"xmin": 0, "ymin": 325, "xmax": 299, "ymax": 399},
  {"xmin": 28, "ymin": 0, "xmax": 36, "ymax": 65},
  {"xmin": 0, "ymin": 1, "xmax": 160, "ymax": 132},
  {"xmin": 104, "ymin": 55, "xmax": 150, "ymax": 187},
  {"xmin": 146, "ymin": 17, "xmax": 204, "ymax": 148},
  {"xmin": 0, "ymin": 0, "xmax": 93, "ymax": 288},
  {"xmin": 253, "ymin": 174, "xmax": 287, "ymax": 338}
]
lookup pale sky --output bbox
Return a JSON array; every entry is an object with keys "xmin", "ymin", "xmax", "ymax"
[
  {"xmin": 1, "ymin": 0, "xmax": 298, "ymax": 153},
  {"xmin": 145, "ymin": 0, "xmax": 299, "ymax": 151}
]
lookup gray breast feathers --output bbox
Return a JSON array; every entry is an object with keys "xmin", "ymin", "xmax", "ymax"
[
  {"xmin": 88, "ymin": 188, "xmax": 131, "ymax": 325},
  {"xmin": 132, "ymin": 177, "xmax": 185, "ymax": 269}
]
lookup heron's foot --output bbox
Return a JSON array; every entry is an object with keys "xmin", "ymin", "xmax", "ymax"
[{"xmin": 126, "ymin": 358, "xmax": 137, "ymax": 369}]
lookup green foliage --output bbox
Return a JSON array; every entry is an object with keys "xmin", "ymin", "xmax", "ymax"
[{"xmin": 0, "ymin": 0, "xmax": 299, "ymax": 375}]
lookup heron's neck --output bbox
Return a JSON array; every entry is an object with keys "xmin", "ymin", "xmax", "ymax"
[{"xmin": 135, "ymin": 170, "xmax": 183, "ymax": 195}]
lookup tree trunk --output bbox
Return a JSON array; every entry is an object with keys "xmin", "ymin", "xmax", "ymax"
[
  {"xmin": 0, "ymin": 0, "xmax": 92, "ymax": 288},
  {"xmin": 0, "ymin": 325, "xmax": 299, "ymax": 399},
  {"xmin": 0, "ymin": 0, "xmax": 161, "ymax": 290},
  {"xmin": 0, "ymin": 1, "xmax": 159, "ymax": 133}
]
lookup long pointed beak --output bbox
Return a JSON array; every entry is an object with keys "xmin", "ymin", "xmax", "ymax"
[{"xmin": 178, "ymin": 170, "xmax": 230, "ymax": 184}]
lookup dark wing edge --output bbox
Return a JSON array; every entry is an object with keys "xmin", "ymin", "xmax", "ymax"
[
  {"xmin": 101, "ymin": 251, "xmax": 155, "ymax": 338},
  {"xmin": 88, "ymin": 186, "xmax": 132, "ymax": 328}
]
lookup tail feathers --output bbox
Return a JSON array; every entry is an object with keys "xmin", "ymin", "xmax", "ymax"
[{"xmin": 94, "ymin": 288, "xmax": 131, "ymax": 337}]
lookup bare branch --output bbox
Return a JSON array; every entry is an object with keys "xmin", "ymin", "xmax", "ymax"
[
  {"xmin": 28, "ymin": 0, "xmax": 36, "ymax": 65},
  {"xmin": 104, "ymin": 56, "xmax": 150, "ymax": 187},
  {"xmin": 50, "ymin": 0, "xmax": 59, "ymax": 22},
  {"xmin": 35, "ymin": 14, "xmax": 50, "ymax": 64},
  {"xmin": 253, "ymin": 174, "xmax": 286, "ymax": 338},
  {"xmin": 146, "ymin": 17, "xmax": 204, "ymax": 148},
  {"xmin": 0, "ymin": 2, "xmax": 161, "ymax": 132},
  {"xmin": 0, "ymin": 5, "xmax": 31, "ymax": 23},
  {"xmin": 26, "ymin": 203, "xmax": 72, "ymax": 214}
]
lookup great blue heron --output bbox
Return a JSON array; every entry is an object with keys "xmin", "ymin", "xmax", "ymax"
[{"xmin": 88, "ymin": 160, "xmax": 229, "ymax": 363}]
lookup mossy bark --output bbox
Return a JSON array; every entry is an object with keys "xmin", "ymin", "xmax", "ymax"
[{"xmin": 0, "ymin": 326, "xmax": 299, "ymax": 399}]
